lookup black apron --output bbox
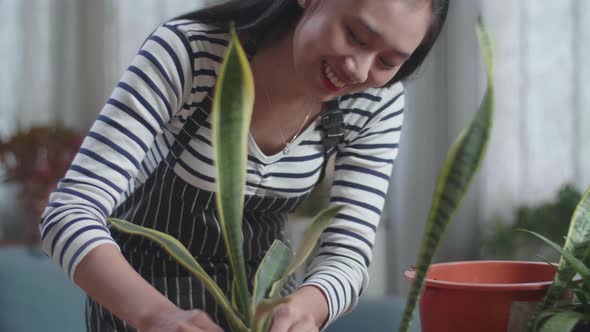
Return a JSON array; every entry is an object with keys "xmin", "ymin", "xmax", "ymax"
[{"xmin": 85, "ymin": 94, "xmax": 343, "ymax": 332}]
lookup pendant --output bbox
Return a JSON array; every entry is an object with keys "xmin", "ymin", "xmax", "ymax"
[{"xmin": 283, "ymin": 145, "xmax": 290, "ymax": 155}]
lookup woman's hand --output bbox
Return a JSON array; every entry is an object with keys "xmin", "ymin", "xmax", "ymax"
[
  {"xmin": 269, "ymin": 286, "xmax": 329, "ymax": 332},
  {"xmin": 269, "ymin": 303, "xmax": 318, "ymax": 332},
  {"xmin": 141, "ymin": 308, "xmax": 223, "ymax": 332}
]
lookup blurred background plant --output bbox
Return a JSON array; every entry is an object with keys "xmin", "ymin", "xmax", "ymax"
[
  {"xmin": 0, "ymin": 125, "xmax": 83, "ymax": 245},
  {"xmin": 482, "ymin": 184, "xmax": 582, "ymax": 261}
]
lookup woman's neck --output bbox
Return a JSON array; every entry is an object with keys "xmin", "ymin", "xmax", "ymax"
[
  {"xmin": 250, "ymin": 31, "xmax": 318, "ymax": 109},
  {"xmin": 247, "ymin": 32, "xmax": 324, "ymax": 156}
]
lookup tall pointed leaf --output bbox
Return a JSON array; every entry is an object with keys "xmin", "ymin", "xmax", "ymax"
[
  {"xmin": 249, "ymin": 206, "xmax": 342, "ymax": 330},
  {"xmin": 398, "ymin": 17, "xmax": 495, "ymax": 332},
  {"xmin": 251, "ymin": 240, "xmax": 294, "ymax": 313},
  {"xmin": 540, "ymin": 190, "xmax": 590, "ymax": 308},
  {"xmin": 268, "ymin": 205, "xmax": 344, "ymax": 298},
  {"xmin": 518, "ymin": 229, "xmax": 590, "ymax": 279},
  {"xmin": 211, "ymin": 23, "xmax": 255, "ymax": 322},
  {"xmin": 107, "ymin": 218, "xmax": 247, "ymax": 331}
]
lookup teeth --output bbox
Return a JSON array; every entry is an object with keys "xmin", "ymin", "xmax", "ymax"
[{"xmin": 324, "ymin": 63, "xmax": 346, "ymax": 88}]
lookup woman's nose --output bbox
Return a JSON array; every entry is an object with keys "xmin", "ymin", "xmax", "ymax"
[{"xmin": 343, "ymin": 54, "xmax": 372, "ymax": 84}]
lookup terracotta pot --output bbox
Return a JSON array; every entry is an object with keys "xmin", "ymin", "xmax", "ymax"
[{"xmin": 404, "ymin": 260, "xmax": 568, "ymax": 332}]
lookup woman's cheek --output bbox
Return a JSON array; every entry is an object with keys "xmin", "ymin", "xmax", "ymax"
[
  {"xmin": 366, "ymin": 72, "xmax": 386, "ymax": 88},
  {"xmin": 373, "ymin": 70, "xmax": 399, "ymax": 87}
]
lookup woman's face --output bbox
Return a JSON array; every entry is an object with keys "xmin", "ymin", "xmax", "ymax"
[{"xmin": 292, "ymin": 0, "xmax": 432, "ymax": 100}]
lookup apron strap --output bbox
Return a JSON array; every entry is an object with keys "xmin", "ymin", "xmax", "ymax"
[
  {"xmin": 317, "ymin": 98, "xmax": 344, "ymax": 184},
  {"xmin": 165, "ymin": 85, "xmax": 344, "ymax": 186},
  {"xmin": 165, "ymin": 93, "xmax": 213, "ymax": 168}
]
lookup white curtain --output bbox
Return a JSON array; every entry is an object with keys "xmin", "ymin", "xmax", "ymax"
[
  {"xmin": 0, "ymin": 0, "xmax": 212, "ymax": 240},
  {"xmin": 1, "ymin": 0, "xmax": 211, "ymax": 134},
  {"xmin": 480, "ymin": 0, "xmax": 590, "ymax": 219},
  {"xmin": 386, "ymin": 0, "xmax": 590, "ymax": 295}
]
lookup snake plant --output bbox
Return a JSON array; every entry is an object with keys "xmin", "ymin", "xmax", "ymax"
[
  {"xmin": 398, "ymin": 17, "xmax": 495, "ymax": 332},
  {"xmin": 108, "ymin": 24, "xmax": 342, "ymax": 332},
  {"xmin": 521, "ymin": 184, "xmax": 590, "ymax": 331}
]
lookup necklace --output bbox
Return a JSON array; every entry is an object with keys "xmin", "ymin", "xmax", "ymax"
[
  {"xmin": 279, "ymin": 111, "xmax": 311, "ymax": 154},
  {"xmin": 262, "ymin": 88, "xmax": 312, "ymax": 155}
]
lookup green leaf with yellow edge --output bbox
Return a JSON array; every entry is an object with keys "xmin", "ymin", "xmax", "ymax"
[
  {"xmin": 107, "ymin": 217, "xmax": 247, "ymax": 331},
  {"xmin": 252, "ymin": 297, "xmax": 291, "ymax": 332},
  {"xmin": 268, "ymin": 205, "xmax": 344, "ymax": 298},
  {"xmin": 526, "ymin": 186, "xmax": 590, "ymax": 331},
  {"xmin": 543, "ymin": 204, "xmax": 590, "ymax": 306},
  {"xmin": 537, "ymin": 311, "xmax": 586, "ymax": 332},
  {"xmin": 211, "ymin": 23, "xmax": 255, "ymax": 322},
  {"xmin": 251, "ymin": 240, "xmax": 294, "ymax": 315},
  {"xmin": 517, "ymin": 229, "xmax": 590, "ymax": 279},
  {"xmin": 534, "ymin": 309, "xmax": 565, "ymax": 331},
  {"xmin": 398, "ymin": 17, "xmax": 495, "ymax": 332}
]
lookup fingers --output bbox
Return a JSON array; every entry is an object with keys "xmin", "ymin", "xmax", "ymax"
[
  {"xmin": 270, "ymin": 304, "xmax": 317, "ymax": 332},
  {"xmin": 269, "ymin": 305, "xmax": 292, "ymax": 332},
  {"xmin": 288, "ymin": 320, "xmax": 318, "ymax": 332},
  {"xmin": 188, "ymin": 310, "xmax": 223, "ymax": 332}
]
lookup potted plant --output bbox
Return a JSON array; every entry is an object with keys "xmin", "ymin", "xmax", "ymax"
[
  {"xmin": 106, "ymin": 24, "xmax": 342, "ymax": 332},
  {"xmin": 399, "ymin": 17, "xmax": 581, "ymax": 332},
  {"xmin": 398, "ymin": 17, "xmax": 563, "ymax": 332},
  {"xmin": 518, "ymin": 185, "xmax": 590, "ymax": 332},
  {"xmin": 398, "ymin": 16, "xmax": 495, "ymax": 331}
]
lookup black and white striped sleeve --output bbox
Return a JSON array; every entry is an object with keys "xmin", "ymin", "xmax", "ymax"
[
  {"xmin": 300, "ymin": 84, "xmax": 405, "ymax": 328},
  {"xmin": 39, "ymin": 23, "xmax": 194, "ymax": 280}
]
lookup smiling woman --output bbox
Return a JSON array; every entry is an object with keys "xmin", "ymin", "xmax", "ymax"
[
  {"xmin": 290, "ymin": 0, "xmax": 431, "ymax": 93},
  {"xmin": 38, "ymin": 0, "xmax": 449, "ymax": 331}
]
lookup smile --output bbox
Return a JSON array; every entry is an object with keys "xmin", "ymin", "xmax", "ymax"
[{"xmin": 322, "ymin": 62, "xmax": 347, "ymax": 90}]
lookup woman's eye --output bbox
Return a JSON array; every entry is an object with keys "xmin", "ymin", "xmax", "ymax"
[
  {"xmin": 379, "ymin": 58, "xmax": 396, "ymax": 69},
  {"xmin": 346, "ymin": 27, "xmax": 366, "ymax": 47}
]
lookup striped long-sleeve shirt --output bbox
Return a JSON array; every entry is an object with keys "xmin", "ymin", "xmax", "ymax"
[{"xmin": 40, "ymin": 19, "xmax": 404, "ymax": 328}]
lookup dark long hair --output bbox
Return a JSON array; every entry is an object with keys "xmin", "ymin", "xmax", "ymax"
[{"xmin": 175, "ymin": 0, "xmax": 450, "ymax": 85}]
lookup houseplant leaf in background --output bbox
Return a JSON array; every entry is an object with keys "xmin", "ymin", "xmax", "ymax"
[
  {"xmin": 534, "ymin": 187, "xmax": 590, "ymax": 310},
  {"xmin": 537, "ymin": 311, "xmax": 586, "ymax": 332},
  {"xmin": 398, "ymin": 16, "xmax": 495, "ymax": 332},
  {"xmin": 520, "ymin": 185, "xmax": 590, "ymax": 331},
  {"xmin": 519, "ymin": 228, "xmax": 590, "ymax": 281}
]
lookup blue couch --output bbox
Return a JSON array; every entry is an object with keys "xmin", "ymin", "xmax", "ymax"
[
  {"xmin": 0, "ymin": 246, "xmax": 420, "ymax": 331},
  {"xmin": 0, "ymin": 246, "xmax": 86, "ymax": 332},
  {"xmin": 325, "ymin": 297, "xmax": 421, "ymax": 332}
]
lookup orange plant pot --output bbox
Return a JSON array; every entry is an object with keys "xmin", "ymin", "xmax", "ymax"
[{"xmin": 405, "ymin": 261, "xmax": 565, "ymax": 332}]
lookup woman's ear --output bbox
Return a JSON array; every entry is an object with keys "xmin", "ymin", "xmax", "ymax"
[{"xmin": 298, "ymin": 0, "xmax": 307, "ymax": 8}]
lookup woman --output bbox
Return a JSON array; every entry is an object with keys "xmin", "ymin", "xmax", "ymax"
[{"xmin": 40, "ymin": 0, "xmax": 449, "ymax": 331}]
